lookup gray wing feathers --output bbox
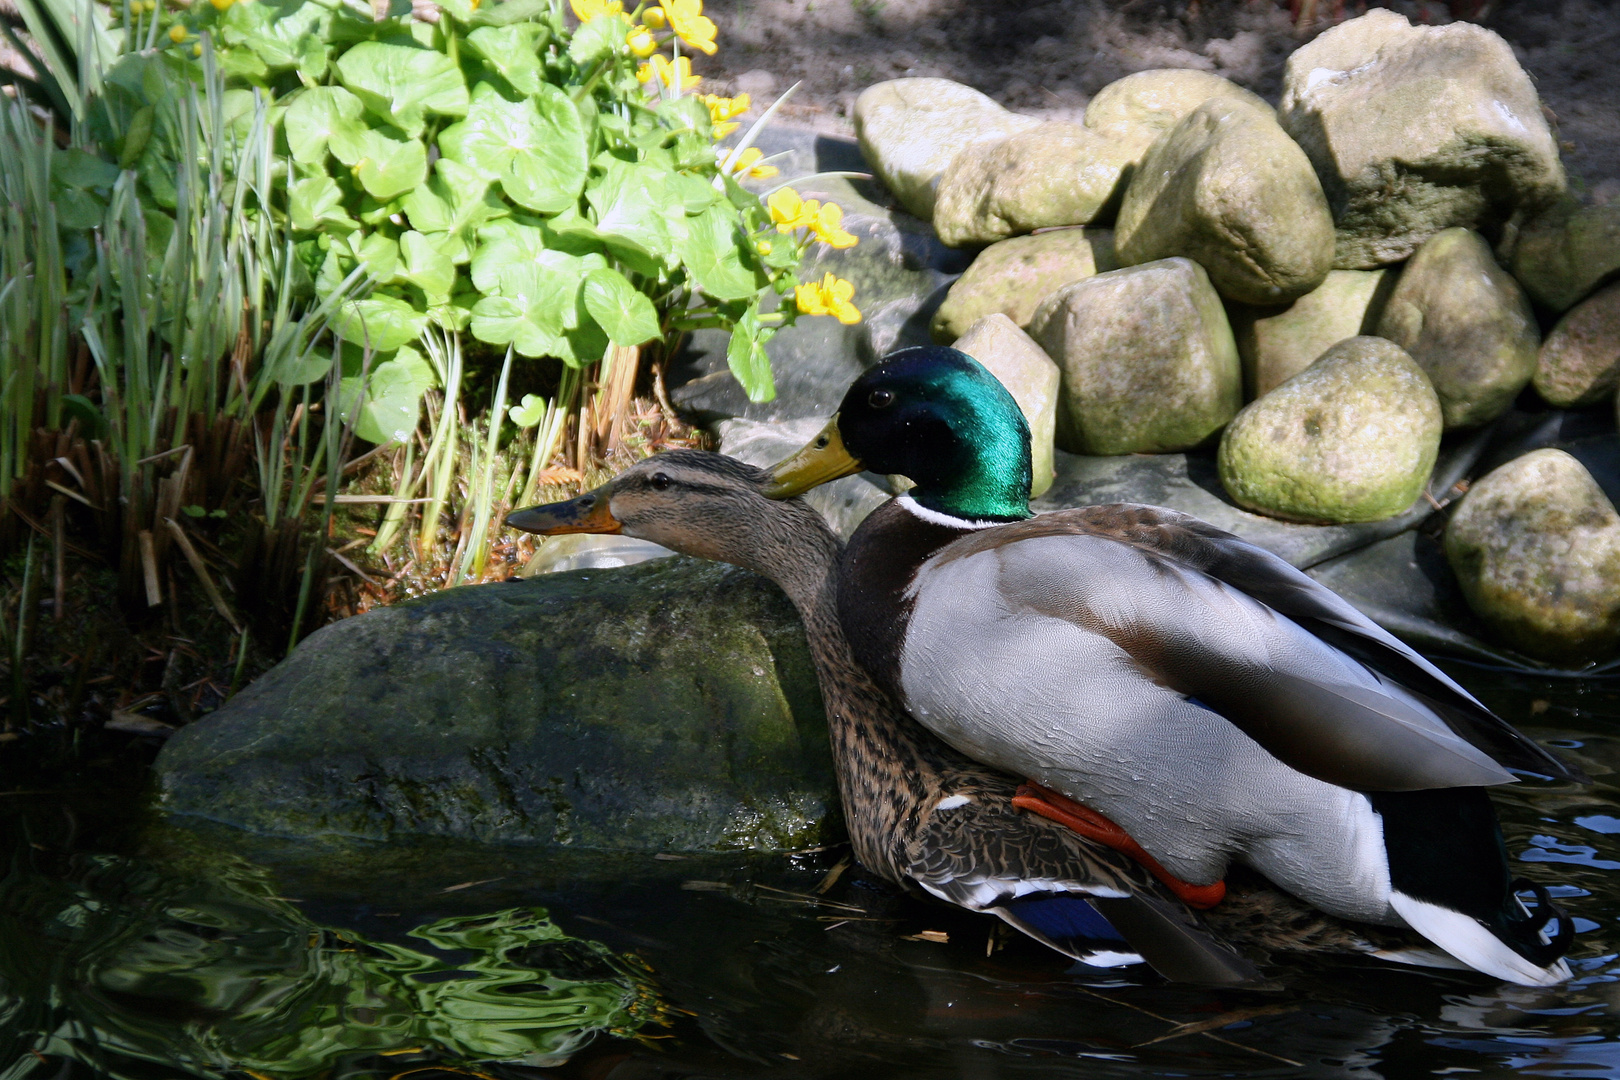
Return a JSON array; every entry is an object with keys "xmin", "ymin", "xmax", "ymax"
[{"xmin": 974, "ymin": 532, "xmax": 1517, "ymax": 791}]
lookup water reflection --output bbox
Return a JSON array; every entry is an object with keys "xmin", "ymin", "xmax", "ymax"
[{"xmin": 0, "ymin": 844, "xmax": 664, "ymax": 1079}]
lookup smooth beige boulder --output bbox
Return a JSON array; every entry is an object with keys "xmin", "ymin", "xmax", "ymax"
[
  {"xmin": 952, "ymin": 314, "xmax": 1061, "ymax": 497},
  {"xmin": 1445, "ymin": 449, "xmax": 1620, "ymax": 662},
  {"xmin": 1231, "ymin": 270, "xmax": 1393, "ymax": 399},
  {"xmin": 1116, "ymin": 97, "xmax": 1334, "ymax": 306},
  {"xmin": 1083, "ymin": 69, "xmax": 1275, "ymax": 160},
  {"xmin": 1534, "ymin": 282, "xmax": 1620, "ymax": 408},
  {"xmin": 1279, "ymin": 9, "xmax": 1565, "ymax": 268},
  {"xmin": 853, "ymin": 79, "xmax": 1040, "ymax": 221},
  {"xmin": 932, "ymin": 123, "xmax": 1133, "ymax": 247},
  {"xmin": 931, "ymin": 228, "xmax": 1118, "ymax": 341},
  {"xmin": 1375, "ymin": 228, "xmax": 1538, "ymax": 429},
  {"xmin": 1030, "ymin": 257, "xmax": 1241, "ymax": 456},
  {"xmin": 1217, "ymin": 337, "xmax": 1441, "ymax": 524},
  {"xmin": 1508, "ymin": 198, "xmax": 1620, "ymax": 314}
]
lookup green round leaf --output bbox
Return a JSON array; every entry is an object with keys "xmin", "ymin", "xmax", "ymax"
[
  {"xmin": 334, "ymin": 41, "xmax": 469, "ymax": 138},
  {"xmin": 334, "ymin": 295, "xmax": 429, "ymax": 352},
  {"xmin": 290, "ymin": 175, "xmax": 360, "ymax": 232},
  {"xmin": 676, "ymin": 203, "xmax": 762, "ymax": 302},
  {"xmin": 439, "ymin": 82, "xmax": 586, "ymax": 215},
  {"xmin": 582, "ymin": 268, "xmax": 659, "ymax": 347},
  {"xmin": 338, "ymin": 357, "xmax": 428, "ymax": 445},
  {"xmin": 464, "ymin": 24, "xmax": 547, "ymax": 96},
  {"xmin": 284, "ymin": 86, "xmax": 367, "ymax": 166},
  {"xmin": 335, "ymin": 129, "xmax": 428, "ymax": 201}
]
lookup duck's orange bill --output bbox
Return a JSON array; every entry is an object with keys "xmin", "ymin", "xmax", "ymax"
[{"xmin": 1013, "ymin": 782, "xmax": 1226, "ymax": 910}]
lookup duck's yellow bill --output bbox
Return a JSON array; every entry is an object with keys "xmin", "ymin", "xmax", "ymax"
[
  {"xmin": 762, "ymin": 416, "xmax": 863, "ymax": 498},
  {"xmin": 506, "ymin": 486, "xmax": 622, "ymax": 535}
]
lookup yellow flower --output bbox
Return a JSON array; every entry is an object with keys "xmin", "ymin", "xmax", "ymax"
[
  {"xmin": 626, "ymin": 26, "xmax": 656, "ymax": 56},
  {"xmin": 767, "ymin": 187, "xmax": 819, "ymax": 232},
  {"xmin": 810, "ymin": 201, "xmax": 858, "ymax": 249},
  {"xmin": 192, "ymin": 41, "xmax": 203, "ymax": 54},
  {"xmin": 569, "ymin": 0, "xmax": 623, "ymax": 22},
  {"xmin": 700, "ymin": 93, "xmax": 749, "ymax": 122},
  {"xmin": 167, "ymin": 22, "xmax": 187, "ymax": 42},
  {"xmin": 756, "ymin": 240, "xmax": 772, "ymax": 255},
  {"xmin": 662, "ymin": 0, "xmax": 716, "ymax": 55},
  {"xmin": 727, "ymin": 147, "xmax": 778, "ymax": 179},
  {"xmin": 209, "ymin": 0, "xmax": 233, "ymax": 10},
  {"xmin": 637, "ymin": 53, "xmax": 700, "ymax": 91},
  {"xmin": 641, "ymin": 5, "xmax": 665, "ymax": 28},
  {"xmin": 795, "ymin": 273, "xmax": 860, "ymax": 325}
]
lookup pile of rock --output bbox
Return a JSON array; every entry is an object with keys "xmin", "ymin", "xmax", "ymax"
[{"xmin": 854, "ymin": 9, "xmax": 1620, "ymax": 663}]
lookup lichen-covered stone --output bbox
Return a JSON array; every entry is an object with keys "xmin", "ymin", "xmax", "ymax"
[
  {"xmin": 1278, "ymin": 9, "xmax": 1565, "ymax": 269},
  {"xmin": 932, "ymin": 123, "xmax": 1132, "ymax": 247},
  {"xmin": 1508, "ymin": 198, "xmax": 1620, "ymax": 314},
  {"xmin": 1030, "ymin": 257, "xmax": 1241, "ymax": 455},
  {"xmin": 1083, "ymin": 68, "xmax": 1275, "ymax": 160},
  {"xmin": 853, "ymin": 78, "xmax": 1040, "ymax": 221},
  {"xmin": 1445, "ymin": 449, "xmax": 1620, "ymax": 662},
  {"xmin": 1231, "ymin": 269, "xmax": 1393, "ymax": 399},
  {"xmin": 1116, "ymin": 97, "xmax": 1334, "ymax": 305},
  {"xmin": 931, "ymin": 229, "xmax": 1116, "ymax": 343},
  {"xmin": 1375, "ymin": 228, "xmax": 1539, "ymax": 429},
  {"xmin": 1533, "ymin": 282, "xmax": 1620, "ymax": 408},
  {"xmin": 952, "ymin": 314, "xmax": 1061, "ymax": 497},
  {"xmin": 1217, "ymin": 336, "xmax": 1441, "ymax": 524},
  {"xmin": 156, "ymin": 559, "xmax": 838, "ymax": 848}
]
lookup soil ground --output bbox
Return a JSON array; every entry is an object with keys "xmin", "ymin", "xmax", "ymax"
[{"xmin": 696, "ymin": 0, "xmax": 1620, "ymax": 202}]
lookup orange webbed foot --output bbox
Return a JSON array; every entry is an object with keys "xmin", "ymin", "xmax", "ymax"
[{"xmin": 1013, "ymin": 781, "xmax": 1226, "ymax": 910}]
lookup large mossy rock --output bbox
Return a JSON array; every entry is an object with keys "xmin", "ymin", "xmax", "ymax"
[
  {"xmin": 1278, "ymin": 9, "xmax": 1565, "ymax": 269},
  {"xmin": 1534, "ymin": 282, "xmax": 1620, "ymax": 409},
  {"xmin": 930, "ymin": 228, "xmax": 1116, "ymax": 341},
  {"xmin": 1509, "ymin": 198, "xmax": 1620, "ymax": 314},
  {"xmin": 1375, "ymin": 228, "xmax": 1539, "ymax": 429},
  {"xmin": 1445, "ymin": 449, "xmax": 1620, "ymax": 663},
  {"xmin": 1030, "ymin": 257, "xmax": 1241, "ymax": 455},
  {"xmin": 952, "ymin": 314, "xmax": 1061, "ymax": 497},
  {"xmin": 1217, "ymin": 336, "xmax": 1442, "ymax": 524},
  {"xmin": 932, "ymin": 123, "xmax": 1131, "ymax": 247},
  {"xmin": 1231, "ymin": 269, "xmax": 1393, "ymax": 399},
  {"xmin": 1083, "ymin": 69, "xmax": 1275, "ymax": 160},
  {"xmin": 155, "ymin": 559, "xmax": 839, "ymax": 849},
  {"xmin": 1116, "ymin": 97, "xmax": 1334, "ymax": 306},
  {"xmin": 853, "ymin": 78, "xmax": 1040, "ymax": 222}
]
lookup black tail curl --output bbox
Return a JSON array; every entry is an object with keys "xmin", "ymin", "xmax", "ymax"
[{"xmin": 1499, "ymin": 877, "xmax": 1574, "ymax": 967}]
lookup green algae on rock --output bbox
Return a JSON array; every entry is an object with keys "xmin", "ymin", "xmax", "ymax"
[
  {"xmin": 1508, "ymin": 197, "xmax": 1620, "ymax": 314},
  {"xmin": 1376, "ymin": 227, "xmax": 1539, "ymax": 429},
  {"xmin": 1116, "ymin": 97, "xmax": 1334, "ymax": 306},
  {"xmin": 1534, "ymin": 281, "xmax": 1620, "ymax": 408},
  {"xmin": 951, "ymin": 313, "xmax": 1061, "ymax": 498},
  {"xmin": 932, "ymin": 123, "xmax": 1132, "ymax": 247},
  {"xmin": 1278, "ymin": 9, "xmax": 1565, "ymax": 269},
  {"xmin": 1083, "ymin": 68, "xmax": 1275, "ymax": 160},
  {"xmin": 1217, "ymin": 336, "xmax": 1442, "ymax": 524},
  {"xmin": 930, "ymin": 228, "xmax": 1117, "ymax": 342},
  {"xmin": 155, "ymin": 558, "xmax": 838, "ymax": 849},
  {"xmin": 1445, "ymin": 448, "xmax": 1620, "ymax": 663},
  {"xmin": 1030, "ymin": 257, "xmax": 1241, "ymax": 456},
  {"xmin": 1231, "ymin": 269, "xmax": 1394, "ymax": 400}
]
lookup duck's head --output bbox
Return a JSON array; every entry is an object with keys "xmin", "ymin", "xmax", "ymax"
[
  {"xmin": 506, "ymin": 450, "xmax": 837, "ymax": 579},
  {"xmin": 765, "ymin": 346, "xmax": 1033, "ymax": 522}
]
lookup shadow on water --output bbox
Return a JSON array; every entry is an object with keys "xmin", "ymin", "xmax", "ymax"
[{"xmin": 11, "ymin": 661, "xmax": 1620, "ymax": 1078}]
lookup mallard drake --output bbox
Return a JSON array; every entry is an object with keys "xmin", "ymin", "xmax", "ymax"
[
  {"xmin": 762, "ymin": 346, "xmax": 1583, "ymax": 987},
  {"xmin": 507, "ymin": 451, "xmax": 1488, "ymax": 984}
]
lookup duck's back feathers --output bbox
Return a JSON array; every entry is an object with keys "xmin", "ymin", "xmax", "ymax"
[{"xmin": 929, "ymin": 504, "xmax": 1583, "ymax": 788}]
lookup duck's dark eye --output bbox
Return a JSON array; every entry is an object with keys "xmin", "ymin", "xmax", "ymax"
[
  {"xmin": 868, "ymin": 388, "xmax": 895, "ymax": 409},
  {"xmin": 814, "ymin": 434, "xmax": 830, "ymax": 449},
  {"xmin": 650, "ymin": 472, "xmax": 671, "ymax": 491}
]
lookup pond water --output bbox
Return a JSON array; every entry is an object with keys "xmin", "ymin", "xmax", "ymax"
[{"xmin": 8, "ymin": 661, "xmax": 1620, "ymax": 1080}]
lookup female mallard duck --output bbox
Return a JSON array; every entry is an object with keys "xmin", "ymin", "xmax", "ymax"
[
  {"xmin": 508, "ymin": 451, "xmax": 1487, "ymax": 984},
  {"xmin": 761, "ymin": 346, "xmax": 1582, "ymax": 987}
]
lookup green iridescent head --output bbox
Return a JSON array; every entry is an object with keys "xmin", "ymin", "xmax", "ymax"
[{"xmin": 836, "ymin": 346, "xmax": 1032, "ymax": 522}]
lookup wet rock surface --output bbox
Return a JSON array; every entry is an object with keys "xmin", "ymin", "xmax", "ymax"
[
  {"xmin": 1375, "ymin": 228, "xmax": 1540, "ymax": 429},
  {"xmin": 1508, "ymin": 198, "xmax": 1620, "ymax": 315},
  {"xmin": 1217, "ymin": 336, "xmax": 1442, "ymax": 524},
  {"xmin": 1116, "ymin": 96, "xmax": 1333, "ymax": 305},
  {"xmin": 157, "ymin": 559, "xmax": 838, "ymax": 848},
  {"xmin": 1031, "ymin": 257, "xmax": 1241, "ymax": 455},
  {"xmin": 1446, "ymin": 448, "xmax": 1620, "ymax": 663},
  {"xmin": 930, "ymin": 228, "xmax": 1116, "ymax": 342},
  {"xmin": 1278, "ymin": 10, "xmax": 1565, "ymax": 268},
  {"xmin": 1535, "ymin": 282, "xmax": 1620, "ymax": 409}
]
